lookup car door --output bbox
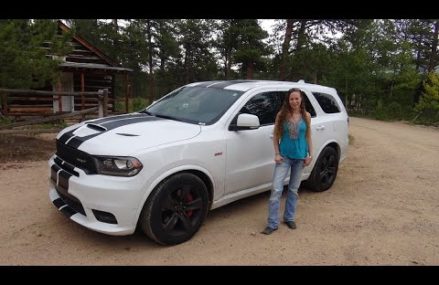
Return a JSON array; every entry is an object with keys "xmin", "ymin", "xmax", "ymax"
[
  {"xmin": 311, "ymin": 91, "xmax": 349, "ymax": 159},
  {"xmin": 224, "ymin": 91, "xmax": 284, "ymax": 195},
  {"xmin": 301, "ymin": 89, "xmax": 332, "ymax": 176}
]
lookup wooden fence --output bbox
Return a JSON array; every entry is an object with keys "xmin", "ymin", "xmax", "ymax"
[{"xmin": 0, "ymin": 88, "xmax": 109, "ymax": 134}]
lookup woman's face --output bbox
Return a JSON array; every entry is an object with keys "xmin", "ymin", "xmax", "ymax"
[{"xmin": 289, "ymin": 91, "xmax": 302, "ymax": 110}]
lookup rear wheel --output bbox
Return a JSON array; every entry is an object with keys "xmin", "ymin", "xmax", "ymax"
[
  {"xmin": 306, "ymin": 147, "xmax": 339, "ymax": 192},
  {"xmin": 140, "ymin": 172, "xmax": 209, "ymax": 245}
]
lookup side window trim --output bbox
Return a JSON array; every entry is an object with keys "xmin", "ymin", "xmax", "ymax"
[
  {"xmin": 312, "ymin": 92, "xmax": 341, "ymax": 114},
  {"xmin": 228, "ymin": 91, "xmax": 284, "ymax": 129}
]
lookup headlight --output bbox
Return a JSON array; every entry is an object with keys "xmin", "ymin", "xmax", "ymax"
[{"xmin": 93, "ymin": 156, "xmax": 143, "ymax": 177}]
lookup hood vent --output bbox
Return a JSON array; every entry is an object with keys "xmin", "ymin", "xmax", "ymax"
[
  {"xmin": 87, "ymin": 123, "xmax": 107, "ymax": 132},
  {"xmin": 116, "ymin": 133, "xmax": 139, "ymax": 137}
]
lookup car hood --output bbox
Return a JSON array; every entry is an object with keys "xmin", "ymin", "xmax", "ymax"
[{"xmin": 56, "ymin": 113, "xmax": 201, "ymax": 156}]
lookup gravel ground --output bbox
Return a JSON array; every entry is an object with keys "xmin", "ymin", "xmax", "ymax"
[{"xmin": 0, "ymin": 116, "xmax": 438, "ymax": 265}]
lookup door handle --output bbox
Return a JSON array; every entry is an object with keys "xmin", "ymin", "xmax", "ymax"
[{"xmin": 315, "ymin": 125, "xmax": 325, "ymax": 131}]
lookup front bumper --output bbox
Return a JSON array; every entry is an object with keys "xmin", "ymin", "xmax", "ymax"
[{"xmin": 48, "ymin": 155, "xmax": 145, "ymax": 236}]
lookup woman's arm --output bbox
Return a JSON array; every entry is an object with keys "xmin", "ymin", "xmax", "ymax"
[
  {"xmin": 304, "ymin": 112, "xmax": 313, "ymax": 166},
  {"xmin": 273, "ymin": 113, "xmax": 283, "ymax": 163}
]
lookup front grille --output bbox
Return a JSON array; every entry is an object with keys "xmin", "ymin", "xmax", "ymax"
[
  {"xmin": 56, "ymin": 140, "xmax": 96, "ymax": 174},
  {"xmin": 54, "ymin": 157, "xmax": 79, "ymax": 177}
]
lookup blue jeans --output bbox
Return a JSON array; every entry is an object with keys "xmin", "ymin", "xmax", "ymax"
[{"xmin": 267, "ymin": 158, "xmax": 304, "ymax": 229}]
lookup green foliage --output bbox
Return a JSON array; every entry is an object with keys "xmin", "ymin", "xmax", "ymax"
[
  {"xmin": 1, "ymin": 18, "xmax": 432, "ymax": 127},
  {"xmin": 0, "ymin": 20, "xmax": 70, "ymax": 89},
  {"xmin": 132, "ymin": 97, "xmax": 149, "ymax": 112},
  {"xmin": 0, "ymin": 116, "xmax": 12, "ymax": 125},
  {"xmin": 290, "ymin": 43, "xmax": 332, "ymax": 83},
  {"xmin": 414, "ymin": 72, "xmax": 439, "ymax": 124},
  {"xmin": 231, "ymin": 19, "xmax": 271, "ymax": 78}
]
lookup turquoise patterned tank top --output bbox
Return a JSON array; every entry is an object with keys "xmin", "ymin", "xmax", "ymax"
[{"xmin": 279, "ymin": 118, "xmax": 308, "ymax": 159}]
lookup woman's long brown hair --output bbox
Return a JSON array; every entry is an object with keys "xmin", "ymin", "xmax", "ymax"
[{"xmin": 274, "ymin": 88, "xmax": 308, "ymax": 140}]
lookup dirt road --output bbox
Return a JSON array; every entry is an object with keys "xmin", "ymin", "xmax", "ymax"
[{"xmin": 1, "ymin": 117, "xmax": 439, "ymax": 265}]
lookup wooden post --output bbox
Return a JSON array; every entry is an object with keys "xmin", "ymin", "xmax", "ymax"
[
  {"xmin": 1, "ymin": 92, "xmax": 7, "ymax": 116},
  {"xmin": 103, "ymin": 89, "xmax": 108, "ymax": 117},
  {"xmin": 111, "ymin": 74, "xmax": 116, "ymax": 112},
  {"xmin": 57, "ymin": 81, "xmax": 62, "ymax": 113},
  {"xmin": 80, "ymin": 72, "xmax": 85, "ymax": 110},
  {"xmin": 125, "ymin": 73, "xmax": 129, "ymax": 113},
  {"xmin": 81, "ymin": 72, "xmax": 85, "ymax": 121},
  {"xmin": 98, "ymin": 89, "xmax": 104, "ymax": 118}
]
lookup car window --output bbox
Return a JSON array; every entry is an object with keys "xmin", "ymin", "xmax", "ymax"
[
  {"xmin": 239, "ymin": 92, "xmax": 284, "ymax": 125},
  {"xmin": 312, "ymin": 92, "xmax": 341, "ymax": 114},
  {"xmin": 302, "ymin": 93, "xmax": 317, "ymax": 117},
  {"xmin": 146, "ymin": 86, "xmax": 244, "ymax": 125}
]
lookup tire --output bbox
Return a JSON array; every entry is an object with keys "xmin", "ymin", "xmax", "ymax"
[
  {"xmin": 306, "ymin": 146, "xmax": 339, "ymax": 192},
  {"xmin": 139, "ymin": 172, "xmax": 209, "ymax": 245}
]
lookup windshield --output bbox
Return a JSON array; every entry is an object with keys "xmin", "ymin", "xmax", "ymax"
[{"xmin": 145, "ymin": 86, "xmax": 244, "ymax": 125}]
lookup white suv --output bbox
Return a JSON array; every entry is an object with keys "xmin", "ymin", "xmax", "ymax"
[{"xmin": 48, "ymin": 80, "xmax": 349, "ymax": 245}]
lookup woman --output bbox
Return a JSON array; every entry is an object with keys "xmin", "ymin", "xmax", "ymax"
[{"xmin": 262, "ymin": 88, "xmax": 313, "ymax": 235}]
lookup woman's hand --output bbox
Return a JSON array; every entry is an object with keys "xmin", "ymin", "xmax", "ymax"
[
  {"xmin": 275, "ymin": 153, "xmax": 283, "ymax": 163},
  {"xmin": 304, "ymin": 155, "xmax": 312, "ymax": 166}
]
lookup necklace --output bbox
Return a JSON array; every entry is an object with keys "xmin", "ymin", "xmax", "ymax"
[{"xmin": 287, "ymin": 113, "xmax": 301, "ymax": 139}]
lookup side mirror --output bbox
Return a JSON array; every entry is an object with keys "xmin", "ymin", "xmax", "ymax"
[{"xmin": 230, "ymin": 113, "xmax": 260, "ymax": 131}]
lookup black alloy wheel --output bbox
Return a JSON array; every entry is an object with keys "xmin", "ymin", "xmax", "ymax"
[
  {"xmin": 306, "ymin": 147, "xmax": 339, "ymax": 192},
  {"xmin": 140, "ymin": 172, "xmax": 209, "ymax": 245}
]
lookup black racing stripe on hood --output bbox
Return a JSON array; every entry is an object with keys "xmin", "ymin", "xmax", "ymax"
[
  {"xmin": 67, "ymin": 133, "xmax": 102, "ymax": 149},
  {"xmin": 58, "ymin": 126, "xmax": 80, "ymax": 144},
  {"xmin": 87, "ymin": 113, "xmax": 148, "ymax": 125},
  {"xmin": 100, "ymin": 115, "xmax": 162, "ymax": 129},
  {"xmin": 66, "ymin": 115, "xmax": 163, "ymax": 148}
]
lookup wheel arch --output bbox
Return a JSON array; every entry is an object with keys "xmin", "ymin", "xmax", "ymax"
[
  {"xmin": 135, "ymin": 165, "xmax": 215, "ymax": 227},
  {"xmin": 324, "ymin": 141, "xmax": 340, "ymax": 161},
  {"xmin": 314, "ymin": 140, "xmax": 340, "ymax": 163},
  {"xmin": 305, "ymin": 141, "xmax": 341, "ymax": 192}
]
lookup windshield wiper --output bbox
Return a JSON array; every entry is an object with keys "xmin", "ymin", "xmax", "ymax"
[
  {"xmin": 153, "ymin": 113, "xmax": 200, "ymax": 124},
  {"xmin": 153, "ymin": 114, "xmax": 180, "ymax": 121},
  {"xmin": 141, "ymin": 110, "xmax": 154, "ymax": 116}
]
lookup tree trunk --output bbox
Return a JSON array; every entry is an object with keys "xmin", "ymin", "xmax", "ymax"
[
  {"xmin": 296, "ymin": 20, "xmax": 307, "ymax": 53},
  {"xmin": 112, "ymin": 19, "xmax": 118, "ymax": 30},
  {"xmin": 184, "ymin": 53, "xmax": 192, "ymax": 84},
  {"xmin": 345, "ymin": 77, "xmax": 349, "ymax": 111},
  {"xmin": 224, "ymin": 57, "xmax": 229, "ymax": 79},
  {"xmin": 427, "ymin": 20, "xmax": 439, "ymax": 73},
  {"xmin": 160, "ymin": 54, "xmax": 166, "ymax": 72},
  {"xmin": 159, "ymin": 22, "xmax": 166, "ymax": 72},
  {"xmin": 280, "ymin": 19, "xmax": 293, "ymax": 81},
  {"xmin": 415, "ymin": 47, "xmax": 421, "ymax": 72},
  {"xmin": 224, "ymin": 49, "xmax": 231, "ymax": 79},
  {"xmin": 146, "ymin": 20, "xmax": 155, "ymax": 101},
  {"xmin": 112, "ymin": 19, "xmax": 119, "ymax": 62},
  {"xmin": 246, "ymin": 62, "xmax": 254, "ymax": 79}
]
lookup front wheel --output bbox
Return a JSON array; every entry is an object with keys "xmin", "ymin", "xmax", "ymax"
[
  {"xmin": 306, "ymin": 147, "xmax": 339, "ymax": 192},
  {"xmin": 139, "ymin": 172, "xmax": 209, "ymax": 245}
]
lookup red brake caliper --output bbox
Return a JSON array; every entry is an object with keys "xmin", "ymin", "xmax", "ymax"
[{"xmin": 185, "ymin": 192, "xmax": 193, "ymax": 218}]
